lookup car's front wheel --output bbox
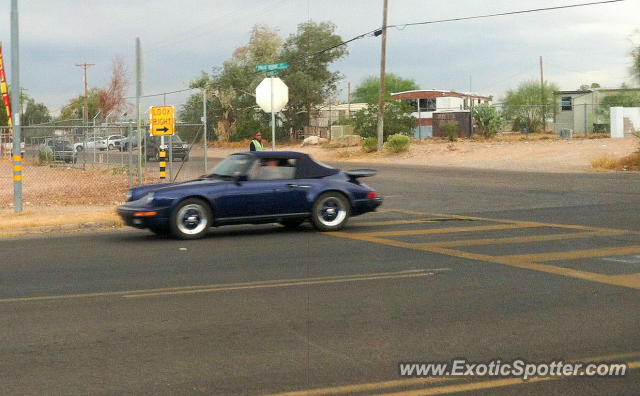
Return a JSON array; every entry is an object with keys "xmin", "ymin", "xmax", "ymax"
[
  {"xmin": 311, "ymin": 192, "xmax": 350, "ymax": 231},
  {"xmin": 170, "ymin": 198, "xmax": 211, "ymax": 239}
]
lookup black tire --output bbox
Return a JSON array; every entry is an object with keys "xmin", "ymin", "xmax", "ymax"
[
  {"xmin": 169, "ymin": 198, "xmax": 212, "ymax": 239},
  {"xmin": 76, "ymin": 146, "xmax": 84, "ymax": 152},
  {"xmin": 280, "ymin": 219, "xmax": 304, "ymax": 228},
  {"xmin": 311, "ymin": 192, "xmax": 350, "ymax": 231},
  {"xmin": 108, "ymin": 144, "xmax": 115, "ymax": 150}
]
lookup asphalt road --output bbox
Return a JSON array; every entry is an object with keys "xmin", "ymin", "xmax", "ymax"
[{"xmin": 2, "ymin": 163, "xmax": 640, "ymax": 395}]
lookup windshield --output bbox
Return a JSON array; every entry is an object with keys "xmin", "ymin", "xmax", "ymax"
[{"xmin": 209, "ymin": 154, "xmax": 253, "ymax": 177}]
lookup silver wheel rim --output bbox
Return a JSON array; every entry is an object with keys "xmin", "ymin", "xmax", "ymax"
[
  {"xmin": 316, "ymin": 196, "xmax": 347, "ymax": 227},
  {"xmin": 176, "ymin": 204, "xmax": 208, "ymax": 235}
]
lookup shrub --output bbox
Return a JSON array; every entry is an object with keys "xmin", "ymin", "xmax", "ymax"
[
  {"xmin": 362, "ymin": 137, "xmax": 378, "ymax": 152},
  {"xmin": 37, "ymin": 149, "xmax": 53, "ymax": 166},
  {"xmin": 384, "ymin": 134, "xmax": 411, "ymax": 153},
  {"xmin": 473, "ymin": 105, "xmax": 503, "ymax": 138},
  {"xmin": 441, "ymin": 121, "xmax": 458, "ymax": 142}
]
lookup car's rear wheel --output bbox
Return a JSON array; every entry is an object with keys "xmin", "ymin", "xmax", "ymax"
[
  {"xmin": 170, "ymin": 198, "xmax": 211, "ymax": 239},
  {"xmin": 311, "ymin": 192, "xmax": 350, "ymax": 231},
  {"xmin": 280, "ymin": 219, "xmax": 304, "ymax": 228},
  {"xmin": 76, "ymin": 146, "xmax": 83, "ymax": 152}
]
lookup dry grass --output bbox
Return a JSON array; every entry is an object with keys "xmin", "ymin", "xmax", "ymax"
[
  {"xmin": 210, "ymin": 139, "xmax": 273, "ymax": 149},
  {"xmin": 0, "ymin": 206, "xmax": 122, "ymax": 237},
  {"xmin": 591, "ymin": 152, "xmax": 640, "ymax": 171}
]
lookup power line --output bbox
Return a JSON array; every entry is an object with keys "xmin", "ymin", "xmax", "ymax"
[
  {"xmin": 388, "ymin": 0, "xmax": 624, "ymax": 29},
  {"xmin": 313, "ymin": 0, "xmax": 625, "ymax": 56}
]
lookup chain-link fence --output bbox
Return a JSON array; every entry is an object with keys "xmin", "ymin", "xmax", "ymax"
[{"xmin": 1, "ymin": 121, "xmax": 208, "ymax": 209}]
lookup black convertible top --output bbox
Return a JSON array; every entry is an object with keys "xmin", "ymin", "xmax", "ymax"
[{"xmin": 235, "ymin": 151, "xmax": 340, "ymax": 179}]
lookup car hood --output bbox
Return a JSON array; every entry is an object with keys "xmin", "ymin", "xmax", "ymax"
[{"xmin": 128, "ymin": 178, "xmax": 227, "ymax": 201}]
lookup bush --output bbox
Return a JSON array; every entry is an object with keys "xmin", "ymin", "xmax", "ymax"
[
  {"xmin": 473, "ymin": 105, "xmax": 503, "ymax": 138},
  {"xmin": 441, "ymin": 121, "xmax": 458, "ymax": 142},
  {"xmin": 37, "ymin": 149, "xmax": 53, "ymax": 166},
  {"xmin": 362, "ymin": 137, "xmax": 378, "ymax": 152},
  {"xmin": 384, "ymin": 134, "xmax": 411, "ymax": 153}
]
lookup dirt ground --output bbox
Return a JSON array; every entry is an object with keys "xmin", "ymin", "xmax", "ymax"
[
  {"xmin": 200, "ymin": 136, "xmax": 638, "ymax": 173},
  {"xmin": 0, "ymin": 135, "xmax": 637, "ymax": 234}
]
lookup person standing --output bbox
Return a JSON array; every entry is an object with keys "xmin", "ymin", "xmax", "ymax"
[{"xmin": 250, "ymin": 132, "xmax": 264, "ymax": 151}]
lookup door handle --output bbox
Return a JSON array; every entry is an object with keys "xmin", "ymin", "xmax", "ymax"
[
  {"xmin": 288, "ymin": 184, "xmax": 311, "ymax": 188},
  {"xmin": 287, "ymin": 183, "xmax": 299, "ymax": 188}
]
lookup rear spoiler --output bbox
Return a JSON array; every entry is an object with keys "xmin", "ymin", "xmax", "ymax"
[{"xmin": 344, "ymin": 169, "xmax": 377, "ymax": 182}]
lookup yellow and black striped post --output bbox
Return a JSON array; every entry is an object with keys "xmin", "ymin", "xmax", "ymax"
[
  {"xmin": 13, "ymin": 154, "xmax": 22, "ymax": 182},
  {"xmin": 159, "ymin": 149, "xmax": 167, "ymax": 180}
]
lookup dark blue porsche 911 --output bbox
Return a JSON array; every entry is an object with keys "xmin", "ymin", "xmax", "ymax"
[{"xmin": 117, "ymin": 151, "xmax": 382, "ymax": 239}]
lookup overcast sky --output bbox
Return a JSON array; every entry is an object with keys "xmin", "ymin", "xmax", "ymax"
[{"xmin": 1, "ymin": 0, "xmax": 639, "ymax": 115}]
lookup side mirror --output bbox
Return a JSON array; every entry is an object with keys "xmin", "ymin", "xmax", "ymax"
[{"xmin": 233, "ymin": 173, "xmax": 248, "ymax": 183}]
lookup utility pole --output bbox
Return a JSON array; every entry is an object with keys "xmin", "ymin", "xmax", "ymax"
[
  {"xmin": 376, "ymin": 0, "xmax": 389, "ymax": 151},
  {"xmin": 540, "ymin": 55, "xmax": 546, "ymax": 132},
  {"xmin": 347, "ymin": 82, "xmax": 351, "ymax": 119},
  {"xmin": 202, "ymin": 88, "xmax": 207, "ymax": 172},
  {"xmin": 75, "ymin": 63, "xmax": 95, "ymax": 126},
  {"xmin": 11, "ymin": 0, "xmax": 22, "ymax": 212}
]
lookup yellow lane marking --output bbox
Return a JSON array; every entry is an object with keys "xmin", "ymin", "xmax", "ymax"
[
  {"xmin": 395, "ymin": 209, "xmax": 640, "ymax": 235},
  {"xmin": 357, "ymin": 223, "xmax": 545, "ymax": 238},
  {"xmin": 0, "ymin": 270, "xmax": 431, "ymax": 304},
  {"xmin": 352, "ymin": 219, "xmax": 458, "ymax": 227},
  {"xmin": 264, "ymin": 352, "xmax": 640, "ymax": 396},
  {"xmin": 328, "ymin": 233, "xmax": 640, "ymax": 290},
  {"xmin": 261, "ymin": 378, "xmax": 455, "ymax": 396},
  {"xmin": 502, "ymin": 245, "xmax": 640, "ymax": 263},
  {"xmin": 378, "ymin": 377, "xmax": 555, "ymax": 396},
  {"xmin": 418, "ymin": 230, "xmax": 625, "ymax": 248},
  {"xmin": 123, "ymin": 272, "xmax": 432, "ymax": 298}
]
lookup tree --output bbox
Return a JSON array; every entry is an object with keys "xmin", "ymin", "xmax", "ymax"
[
  {"xmin": 349, "ymin": 100, "xmax": 416, "ymax": 139},
  {"xmin": 352, "ymin": 74, "xmax": 419, "ymax": 104},
  {"xmin": 0, "ymin": 100, "xmax": 7, "ymax": 126},
  {"xmin": 579, "ymin": 82, "xmax": 601, "ymax": 91},
  {"xmin": 60, "ymin": 88, "xmax": 101, "ymax": 121},
  {"xmin": 632, "ymin": 45, "xmax": 640, "ymax": 84},
  {"xmin": 280, "ymin": 21, "xmax": 348, "ymax": 133},
  {"xmin": 502, "ymin": 80, "xmax": 559, "ymax": 133},
  {"xmin": 22, "ymin": 96, "xmax": 51, "ymax": 125},
  {"xmin": 597, "ymin": 90, "xmax": 640, "ymax": 123},
  {"xmin": 182, "ymin": 25, "xmax": 282, "ymax": 142},
  {"xmin": 98, "ymin": 57, "xmax": 130, "ymax": 122},
  {"xmin": 473, "ymin": 104, "xmax": 503, "ymax": 138}
]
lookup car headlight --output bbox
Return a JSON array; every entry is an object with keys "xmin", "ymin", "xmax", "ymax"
[
  {"xmin": 142, "ymin": 192, "xmax": 155, "ymax": 205},
  {"xmin": 182, "ymin": 144, "xmax": 188, "ymax": 149}
]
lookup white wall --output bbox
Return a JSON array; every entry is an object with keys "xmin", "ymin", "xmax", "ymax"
[{"xmin": 610, "ymin": 107, "xmax": 640, "ymax": 138}]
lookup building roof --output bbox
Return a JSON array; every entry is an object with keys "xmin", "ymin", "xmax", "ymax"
[
  {"xmin": 391, "ymin": 89, "xmax": 492, "ymax": 101},
  {"xmin": 554, "ymin": 87, "xmax": 640, "ymax": 95}
]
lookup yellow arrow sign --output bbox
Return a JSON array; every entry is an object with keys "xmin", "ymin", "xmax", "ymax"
[{"xmin": 149, "ymin": 105, "xmax": 175, "ymax": 136}]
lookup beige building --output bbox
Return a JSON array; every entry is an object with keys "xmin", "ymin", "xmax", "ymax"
[{"xmin": 553, "ymin": 88, "xmax": 640, "ymax": 134}]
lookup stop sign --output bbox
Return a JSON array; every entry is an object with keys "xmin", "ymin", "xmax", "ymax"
[{"xmin": 255, "ymin": 77, "xmax": 289, "ymax": 113}]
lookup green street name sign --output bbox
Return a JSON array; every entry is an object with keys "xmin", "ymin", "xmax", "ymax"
[{"xmin": 256, "ymin": 62, "xmax": 289, "ymax": 72}]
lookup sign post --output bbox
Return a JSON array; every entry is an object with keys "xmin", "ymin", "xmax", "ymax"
[
  {"xmin": 256, "ymin": 63, "xmax": 289, "ymax": 149},
  {"xmin": 149, "ymin": 105, "xmax": 175, "ymax": 181}
]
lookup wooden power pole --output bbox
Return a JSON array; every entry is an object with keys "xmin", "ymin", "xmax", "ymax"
[
  {"xmin": 75, "ymin": 63, "xmax": 95, "ymax": 125},
  {"xmin": 540, "ymin": 56, "xmax": 545, "ymax": 132},
  {"xmin": 376, "ymin": 0, "xmax": 389, "ymax": 151}
]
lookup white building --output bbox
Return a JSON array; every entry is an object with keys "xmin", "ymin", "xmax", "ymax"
[{"xmin": 391, "ymin": 89, "xmax": 493, "ymax": 137}]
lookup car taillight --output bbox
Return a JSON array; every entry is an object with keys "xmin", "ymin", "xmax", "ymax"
[{"xmin": 367, "ymin": 191, "xmax": 379, "ymax": 199}]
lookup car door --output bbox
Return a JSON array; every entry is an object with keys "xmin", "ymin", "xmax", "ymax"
[{"xmin": 213, "ymin": 179, "xmax": 279, "ymax": 220}]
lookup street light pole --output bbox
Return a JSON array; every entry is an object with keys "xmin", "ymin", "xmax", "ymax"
[
  {"xmin": 376, "ymin": 0, "xmax": 389, "ymax": 151},
  {"xmin": 11, "ymin": 0, "xmax": 22, "ymax": 212}
]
